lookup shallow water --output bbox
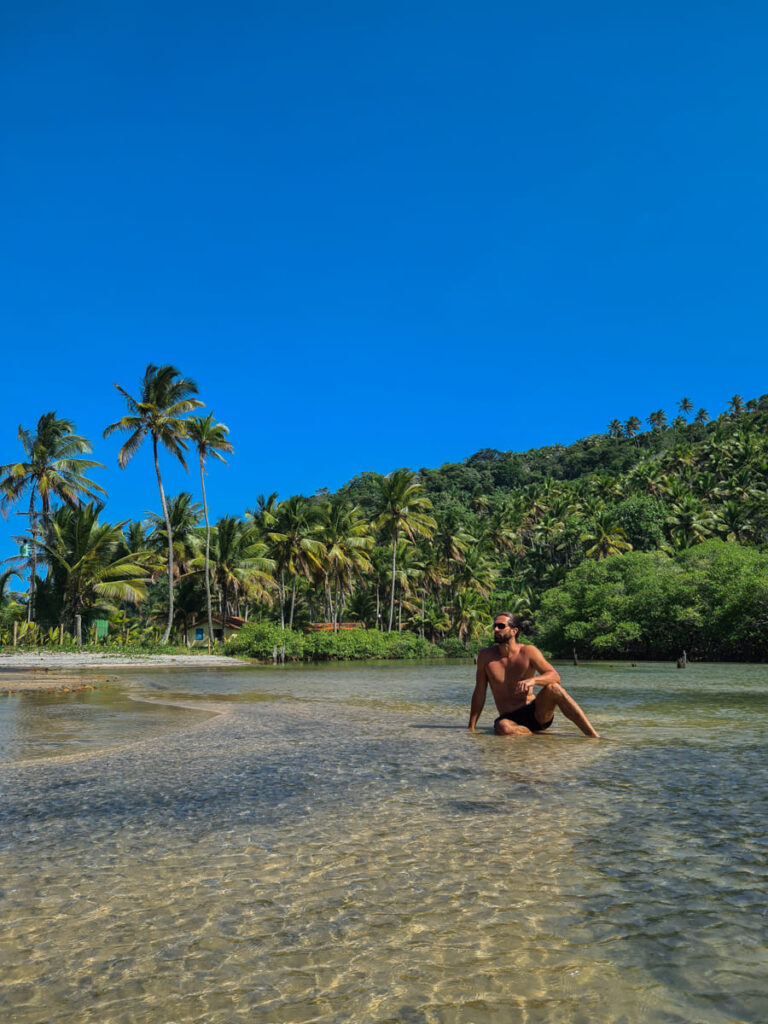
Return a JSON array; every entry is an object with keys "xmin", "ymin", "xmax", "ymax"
[{"xmin": 1, "ymin": 660, "xmax": 766, "ymax": 1023}]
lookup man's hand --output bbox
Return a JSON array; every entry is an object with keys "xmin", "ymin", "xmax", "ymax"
[{"xmin": 510, "ymin": 678, "xmax": 534, "ymax": 699}]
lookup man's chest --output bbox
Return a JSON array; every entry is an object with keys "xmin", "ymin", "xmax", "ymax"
[{"xmin": 486, "ymin": 651, "xmax": 531, "ymax": 685}]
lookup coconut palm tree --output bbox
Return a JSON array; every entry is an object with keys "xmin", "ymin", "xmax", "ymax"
[
  {"xmin": 677, "ymin": 397, "xmax": 694, "ymax": 418},
  {"xmin": 373, "ymin": 469, "xmax": 436, "ymax": 631},
  {"xmin": 607, "ymin": 419, "xmax": 624, "ymax": 438},
  {"xmin": 319, "ymin": 497, "xmax": 373, "ymax": 627},
  {"xmin": 665, "ymin": 495, "xmax": 715, "ymax": 549},
  {"xmin": 267, "ymin": 496, "xmax": 326, "ymax": 628},
  {"xmin": 186, "ymin": 414, "xmax": 234, "ymax": 649},
  {"xmin": 694, "ymin": 408, "xmax": 710, "ymax": 424},
  {"xmin": 580, "ymin": 513, "xmax": 633, "ymax": 559},
  {"xmin": 623, "ymin": 416, "xmax": 642, "ymax": 440},
  {"xmin": 0, "ymin": 412, "xmax": 106, "ymax": 622},
  {"xmin": 104, "ymin": 364, "xmax": 204, "ymax": 643},
  {"xmin": 37, "ymin": 504, "xmax": 150, "ymax": 643},
  {"xmin": 728, "ymin": 395, "xmax": 744, "ymax": 417},
  {"xmin": 146, "ymin": 493, "xmax": 204, "ymax": 576},
  {"xmin": 203, "ymin": 516, "xmax": 275, "ymax": 619},
  {"xmin": 647, "ymin": 409, "xmax": 668, "ymax": 431}
]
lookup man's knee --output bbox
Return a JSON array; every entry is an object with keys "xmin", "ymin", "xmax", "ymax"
[
  {"xmin": 495, "ymin": 719, "xmax": 531, "ymax": 736},
  {"xmin": 540, "ymin": 682, "xmax": 565, "ymax": 700}
]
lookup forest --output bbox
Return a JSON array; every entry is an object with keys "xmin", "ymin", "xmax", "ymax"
[{"xmin": 2, "ymin": 365, "xmax": 767, "ymax": 661}]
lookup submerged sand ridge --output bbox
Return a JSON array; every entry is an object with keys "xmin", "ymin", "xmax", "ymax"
[{"xmin": 0, "ymin": 650, "xmax": 240, "ymax": 692}]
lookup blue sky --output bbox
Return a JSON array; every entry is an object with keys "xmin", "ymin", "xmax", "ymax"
[{"xmin": 2, "ymin": 1, "xmax": 768, "ymax": 560}]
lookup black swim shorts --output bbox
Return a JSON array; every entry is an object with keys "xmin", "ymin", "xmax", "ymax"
[{"xmin": 494, "ymin": 701, "xmax": 553, "ymax": 733}]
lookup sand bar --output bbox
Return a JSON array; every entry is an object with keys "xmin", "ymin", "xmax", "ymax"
[{"xmin": 0, "ymin": 650, "xmax": 242, "ymax": 692}]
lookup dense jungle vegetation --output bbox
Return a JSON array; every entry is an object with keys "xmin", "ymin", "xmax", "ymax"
[{"xmin": 2, "ymin": 366, "xmax": 767, "ymax": 661}]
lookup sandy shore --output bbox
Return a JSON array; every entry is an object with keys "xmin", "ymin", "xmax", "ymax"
[{"xmin": 0, "ymin": 650, "xmax": 242, "ymax": 693}]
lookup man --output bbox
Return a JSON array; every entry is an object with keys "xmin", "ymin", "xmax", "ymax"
[{"xmin": 468, "ymin": 612, "xmax": 599, "ymax": 738}]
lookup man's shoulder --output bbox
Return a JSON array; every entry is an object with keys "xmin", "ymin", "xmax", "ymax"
[{"xmin": 477, "ymin": 644, "xmax": 498, "ymax": 661}]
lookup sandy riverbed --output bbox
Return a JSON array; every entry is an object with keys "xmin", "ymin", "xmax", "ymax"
[{"xmin": 0, "ymin": 651, "xmax": 242, "ymax": 692}]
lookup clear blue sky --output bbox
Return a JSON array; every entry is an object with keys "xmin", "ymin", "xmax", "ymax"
[{"xmin": 2, "ymin": 1, "xmax": 768, "ymax": 559}]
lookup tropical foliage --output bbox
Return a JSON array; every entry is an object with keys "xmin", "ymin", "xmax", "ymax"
[{"xmin": 5, "ymin": 382, "xmax": 768, "ymax": 661}]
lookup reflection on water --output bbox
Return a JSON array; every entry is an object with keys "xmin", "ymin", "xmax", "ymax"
[
  {"xmin": 0, "ymin": 686, "xmax": 209, "ymax": 762},
  {"xmin": 0, "ymin": 661, "xmax": 766, "ymax": 1023}
]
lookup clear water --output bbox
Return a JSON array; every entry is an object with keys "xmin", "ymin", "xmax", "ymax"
[{"xmin": 1, "ymin": 660, "xmax": 766, "ymax": 1023}]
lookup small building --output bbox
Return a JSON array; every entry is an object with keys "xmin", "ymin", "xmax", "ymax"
[{"xmin": 189, "ymin": 615, "xmax": 245, "ymax": 647}]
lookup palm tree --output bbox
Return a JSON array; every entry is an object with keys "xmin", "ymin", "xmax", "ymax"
[
  {"xmin": 623, "ymin": 416, "xmax": 642, "ymax": 440},
  {"xmin": 203, "ymin": 516, "xmax": 275, "ymax": 619},
  {"xmin": 268, "ymin": 496, "xmax": 326, "ymax": 628},
  {"xmin": 0, "ymin": 412, "xmax": 106, "ymax": 622},
  {"xmin": 694, "ymin": 408, "xmax": 710, "ymax": 424},
  {"xmin": 104, "ymin": 364, "xmax": 204, "ymax": 643},
  {"xmin": 580, "ymin": 513, "xmax": 633, "ymax": 559},
  {"xmin": 677, "ymin": 397, "xmax": 694, "ymax": 418},
  {"xmin": 186, "ymin": 414, "xmax": 234, "ymax": 650},
  {"xmin": 665, "ymin": 495, "xmax": 715, "ymax": 549},
  {"xmin": 607, "ymin": 419, "xmax": 624, "ymax": 439},
  {"xmin": 37, "ymin": 504, "xmax": 150, "ymax": 643},
  {"xmin": 319, "ymin": 497, "xmax": 373, "ymax": 628},
  {"xmin": 373, "ymin": 469, "xmax": 436, "ymax": 631},
  {"xmin": 146, "ymin": 492, "xmax": 204, "ymax": 576},
  {"xmin": 647, "ymin": 409, "xmax": 668, "ymax": 431},
  {"xmin": 727, "ymin": 394, "xmax": 744, "ymax": 417}
]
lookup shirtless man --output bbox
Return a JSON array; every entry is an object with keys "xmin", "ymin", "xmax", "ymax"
[{"xmin": 468, "ymin": 612, "xmax": 599, "ymax": 738}]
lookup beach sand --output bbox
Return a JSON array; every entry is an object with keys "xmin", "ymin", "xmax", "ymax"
[{"xmin": 0, "ymin": 651, "xmax": 241, "ymax": 693}]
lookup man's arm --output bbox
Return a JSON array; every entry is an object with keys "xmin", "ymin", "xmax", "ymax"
[
  {"xmin": 468, "ymin": 657, "xmax": 488, "ymax": 730},
  {"xmin": 528, "ymin": 646, "xmax": 561, "ymax": 688}
]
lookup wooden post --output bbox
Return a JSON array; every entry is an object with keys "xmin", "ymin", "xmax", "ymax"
[
  {"xmin": 572, "ymin": 647, "xmax": 579, "ymax": 666},
  {"xmin": 59, "ymin": 623, "xmax": 64, "ymax": 646},
  {"xmin": 75, "ymin": 615, "xmax": 82, "ymax": 647},
  {"xmin": 12, "ymin": 620, "xmax": 18, "ymax": 647}
]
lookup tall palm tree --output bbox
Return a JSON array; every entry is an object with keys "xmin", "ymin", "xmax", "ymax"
[
  {"xmin": 0, "ymin": 412, "xmax": 106, "ymax": 622},
  {"xmin": 677, "ymin": 397, "xmax": 694, "ymax": 418},
  {"xmin": 623, "ymin": 416, "xmax": 642, "ymax": 440},
  {"xmin": 728, "ymin": 394, "xmax": 744, "ymax": 417},
  {"xmin": 694, "ymin": 408, "xmax": 710, "ymax": 424},
  {"xmin": 647, "ymin": 409, "xmax": 668, "ymax": 431},
  {"xmin": 104, "ymin": 364, "xmax": 204, "ymax": 643},
  {"xmin": 607, "ymin": 419, "xmax": 624, "ymax": 438},
  {"xmin": 186, "ymin": 414, "xmax": 234, "ymax": 649},
  {"xmin": 373, "ymin": 469, "xmax": 436, "ymax": 631}
]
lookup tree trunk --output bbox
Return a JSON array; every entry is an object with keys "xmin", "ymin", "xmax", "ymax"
[
  {"xmin": 388, "ymin": 531, "xmax": 398, "ymax": 632},
  {"xmin": 153, "ymin": 435, "xmax": 174, "ymax": 644},
  {"xmin": 279, "ymin": 570, "xmax": 286, "ymax": 629},
  {"xmin": 27, "ymin": 493, "xmax": 36, "ymax": 623},
  {"xmin": 289, "ymin": 575, "xmax": 297, "ymax": 628},
  {"xmin": 199, "ymin": 454, "xmax": 214, "ymax": 655}
]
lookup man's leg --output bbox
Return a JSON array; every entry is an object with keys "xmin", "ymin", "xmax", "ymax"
[
  {"xmin": 494, "ymin": 718, "xmax": 532, "ymax": 737},
  {"xmin": 534, "ymin": 683, "xmax": 599, "ymax": 738}
]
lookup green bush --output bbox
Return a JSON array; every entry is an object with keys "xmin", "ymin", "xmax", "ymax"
[
  {"xmin": 226, "ymin": 621, "xmax": 305, "ymax": 660},
  {"xmin": 226, "ymin": 624, "xmax": 443, "ymax": 662},
  {"xmin": 438, "ymin": 637, "xmax": 478, "ymax": 658}
]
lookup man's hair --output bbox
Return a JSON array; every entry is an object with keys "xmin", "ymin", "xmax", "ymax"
[{"xmin": 497, "ymin": 612, "xmax": 535, "ymax": 635}]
